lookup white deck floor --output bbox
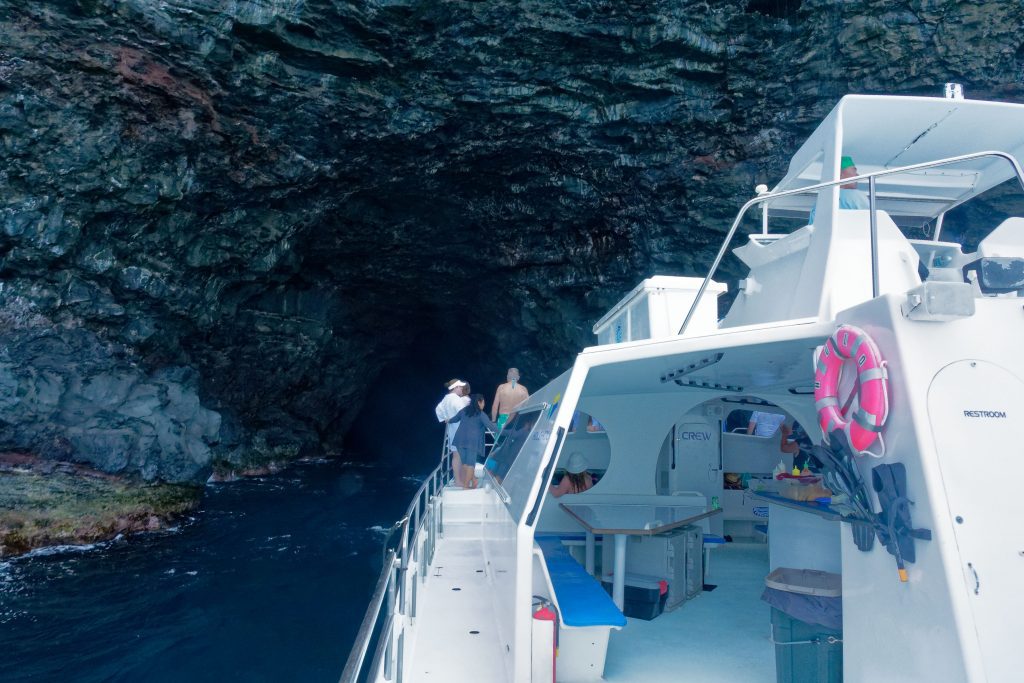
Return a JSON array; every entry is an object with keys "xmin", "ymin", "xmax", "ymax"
[
  {"xmin": 604, "ymin": 542, "xmax": 774, "ymax": 683},
  {"xmin": 406, "ymin": 536, "xmax": 509, "ymax": 682},
  {"xmin": 407, "ymin": 487, "xmax": 773, "ymax": 683}
]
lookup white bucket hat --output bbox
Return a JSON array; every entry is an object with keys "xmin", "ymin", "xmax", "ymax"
[{"xmin": 566, "ymin": 452, "xmax": 588, "ymax": 474}]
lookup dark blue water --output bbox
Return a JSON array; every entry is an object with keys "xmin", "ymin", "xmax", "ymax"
[{"xmin": 1, "ymin": 459, "xmax": 421, "ymax": 683}]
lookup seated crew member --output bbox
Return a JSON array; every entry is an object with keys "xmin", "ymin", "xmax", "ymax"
[
  {"xmin": 550, "ymin": 452, "xmax": 594, "ymax": 498},
  {"xmin": 747, "ymin": 410, "xmax": 785, "ymax": 437},
  {"xmin": 808, "ymin": 155, "xmax": 870, "ymax": 223},
  {"xmin": 837, "ymin": 155, "xmax": 870, "ymax": 209}
]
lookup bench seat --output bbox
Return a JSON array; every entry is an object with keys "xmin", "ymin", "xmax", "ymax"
[
  {"xmin": 535, "ymin": 532, "xmax": 600, "ymax": 544},
  {"xmin": 536, "ymin": 538, "xmax": 625, "ymax": 628}
]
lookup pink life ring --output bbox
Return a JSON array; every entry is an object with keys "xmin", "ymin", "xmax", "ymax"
[{"xmin": 814, "ymin": 324, "xmax": 889, "ymax": 455}]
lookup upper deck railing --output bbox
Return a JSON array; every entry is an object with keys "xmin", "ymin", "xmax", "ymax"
[{"xmin": 677, "ymin": 151, "xmax": 1024, "ymax": 335}]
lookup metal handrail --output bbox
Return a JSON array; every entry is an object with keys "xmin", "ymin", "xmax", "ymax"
[
  {"xmin": 339, "ymin": 432, "xmax": 454, "ymax": 683},
  {"xmin": 677, "ymin": 150, "xmax": 1024, "ymax": 335},
  {"xmin": 339, "ymin": 548, "xmax": 398, "ymax": 683}
]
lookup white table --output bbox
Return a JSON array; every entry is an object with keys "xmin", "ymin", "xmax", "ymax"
[{"xmin": 559, "ymin": 502, "xmax": 722, "ymax": 610}]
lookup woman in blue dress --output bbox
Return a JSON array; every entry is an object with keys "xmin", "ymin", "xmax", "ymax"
[{"xmin": 450, "ymin": 394, "xmax": 496, "ymax": 488}]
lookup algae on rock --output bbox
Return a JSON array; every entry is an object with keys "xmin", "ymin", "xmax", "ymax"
[{"xmin": 0, "ymin": 456, "xmax": 201, "ymax": 558}]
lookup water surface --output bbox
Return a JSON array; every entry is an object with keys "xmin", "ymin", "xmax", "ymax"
[{"xmin": 2, "ymin": 459, "xmax": 418, "ymax": 683}]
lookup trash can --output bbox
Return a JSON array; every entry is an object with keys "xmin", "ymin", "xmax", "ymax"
[{"xmin": 761, "ymin": 567, "xmax": 843, "ymax": 683}]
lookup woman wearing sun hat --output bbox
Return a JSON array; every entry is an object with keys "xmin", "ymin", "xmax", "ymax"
[
  {"xmin": 549, "ymin": 452, "xmax": 595, "ymax": 497},
  {"xmin": 435, "ymin": 379, "xmax": 470, "ymax": 485}
]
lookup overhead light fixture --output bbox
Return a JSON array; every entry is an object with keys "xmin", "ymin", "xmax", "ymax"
[
  {"xmin": 660, "ymin": 353, "xmax": 725, "ymax": 383},
  {"xmin": 675, "ymin": 379, "xmax": 744, "ymax": 393}
]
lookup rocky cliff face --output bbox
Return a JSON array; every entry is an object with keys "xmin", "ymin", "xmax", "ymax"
[{"xmin": 1, "ymin": 0, "xmax": 1022, "ymax": 483}]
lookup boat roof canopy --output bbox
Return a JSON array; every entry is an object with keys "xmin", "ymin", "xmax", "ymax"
[{"xmin": 770, "ymin": 95, "xmax": 1024, "ymax": 221}]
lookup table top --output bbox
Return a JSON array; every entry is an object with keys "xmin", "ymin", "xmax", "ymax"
[
  {"xmin": 559, "ymin": 502, "xmax": 722, "ymax": 535},
  {"xmin": 752, "ymin": 492, "xmax": 845, "ymax": 522}
]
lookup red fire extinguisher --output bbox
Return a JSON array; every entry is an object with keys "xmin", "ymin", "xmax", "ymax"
[{"xmin": 532, "ymin": 597, "xmax": 558, "ymax": 682}]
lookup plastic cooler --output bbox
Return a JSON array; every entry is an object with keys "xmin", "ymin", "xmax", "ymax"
[
  {"xmin": 601, "ymin": 573, "xmax": 668, "ymax": 621},
  {"xmin": 620, "ymin": 524, "xmax": 701, "ymax": 611},
  {"xmin": 761, "ymin": 567, "xmax": 843, "ymax": 683}
]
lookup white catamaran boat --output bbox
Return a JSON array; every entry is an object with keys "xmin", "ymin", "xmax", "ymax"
[{"xmin": 342, "ymin": 93, "xmax": 1024, "ymax": 683}]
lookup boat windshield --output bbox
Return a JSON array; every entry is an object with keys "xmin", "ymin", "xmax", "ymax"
[{"xmin": 485, "ymin": 406, "xmax": 558, "ymax": 521}]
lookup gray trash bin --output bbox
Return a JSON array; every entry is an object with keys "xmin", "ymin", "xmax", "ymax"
[{"xmin": 761, "ymin": 567, "xmax": 843, "ymax": 683}]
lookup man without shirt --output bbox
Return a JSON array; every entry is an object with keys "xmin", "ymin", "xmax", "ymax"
[{"xmin": 491, "ymin": 368, "xmax": 529, "ymax": 432}]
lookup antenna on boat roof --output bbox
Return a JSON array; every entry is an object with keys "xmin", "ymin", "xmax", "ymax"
[
  {"xmin": 944, "ymin": 82, "xmax": 964, "ymax": 100},
  {"xmin": 755, "ymin": 184, "xmax": 769, "ymax": 234}
]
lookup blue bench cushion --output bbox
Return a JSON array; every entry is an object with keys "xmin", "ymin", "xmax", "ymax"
[{"xmin": 536, "ymin": 538, "xmax": 626, "ymax": 629}]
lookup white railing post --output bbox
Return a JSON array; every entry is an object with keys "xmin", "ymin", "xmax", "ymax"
[{"xmin": 869, "ymin": 174, "xmax": 879, "ymax": 299}]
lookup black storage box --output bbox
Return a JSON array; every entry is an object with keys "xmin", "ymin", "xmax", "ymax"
[{"xmin": 601, "ymin": 574, "xmax": 668, "ymax": 621}]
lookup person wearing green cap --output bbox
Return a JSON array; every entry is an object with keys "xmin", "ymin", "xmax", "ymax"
[
  {"xmin": 809, "ymin": 155, "xmax": 870, "ymax": 223},
  {"xmin": 839, "ymin": 156, "xmax": 871, "ymax": 209}
]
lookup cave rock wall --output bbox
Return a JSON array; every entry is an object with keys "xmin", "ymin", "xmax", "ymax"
[{"xmin": 0, "ymin": 1, "xmax": 1022, "ymax": 480}]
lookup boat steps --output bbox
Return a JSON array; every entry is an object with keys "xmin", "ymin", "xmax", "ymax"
[{"xmin": 440, "ymin": 485, "xmax": 489, "ymax": 523}]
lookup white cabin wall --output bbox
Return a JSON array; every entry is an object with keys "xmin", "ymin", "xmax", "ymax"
[
  {"xmin": 719, "ymin": 233, "xmax": 816, "ymax": 329},
  {"xmin": 796, "ymin": 115, "xmax": 843, "ymax": 322},
  {"xmin": 481, "ymin": 488, "xmax": 518, "ymax": 683},
  {"xmin": 581, "ymin": 394, "xmax": 707, "ymax": 494},
  {"xmin": 830, "ymin": 293, "xmax": 1024, "ymax": 682},
  {"xmin": 820, "ymin": 211, "xmax": 921, "ymax": 319},
  {"xmin": 720, "ymin": 211, "xmax": 919, "ymax": 330}
]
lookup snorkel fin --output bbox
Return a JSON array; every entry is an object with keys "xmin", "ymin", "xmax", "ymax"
[{"xmin": 871, "ymin": 463, "xmax": 932, "ymax": 581}]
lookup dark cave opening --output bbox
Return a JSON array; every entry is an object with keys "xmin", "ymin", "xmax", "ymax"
[{"xmin": 344, "ymin": 320, "xmax": 545, "ymax": 476}]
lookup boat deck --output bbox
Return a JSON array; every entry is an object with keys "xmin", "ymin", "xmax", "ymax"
[
  {"xmin": 604, "ymin": 542, "xmax": 774, "ymax": 682},
  {"xmin": 406, "ymin": 491, "xmax": 508, "ymax": 682},
  {"xmin": 409, "ymin": 496, "xmax": 773, "ymax": 683}
]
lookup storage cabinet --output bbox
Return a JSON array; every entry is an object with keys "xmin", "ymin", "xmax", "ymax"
[{"xmin": 721, "ymin": 431, "xmax": 790, "ymax": 539}]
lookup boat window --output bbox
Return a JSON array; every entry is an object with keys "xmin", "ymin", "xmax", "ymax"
[
  {"xmin": 629, "ymin": 300, "xmax": 650, "ymax": 340},
  {"xmin": 724, "ymin": 408, "xmax": 752, "ymax": 433},
  {"xmin": 549, "ymin": 463, "xmax": 603, "ymax": 491},
  {"xmin": 559, "ymin": 412, "xmax": 611, "ymax": 489},
  {"xmin": 568, "ymin": 411, "xmax": 606, "ymax": 433},
  {"xmin": 485, "ymin": 406, "xmax": 557, "ymax": 521}
]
